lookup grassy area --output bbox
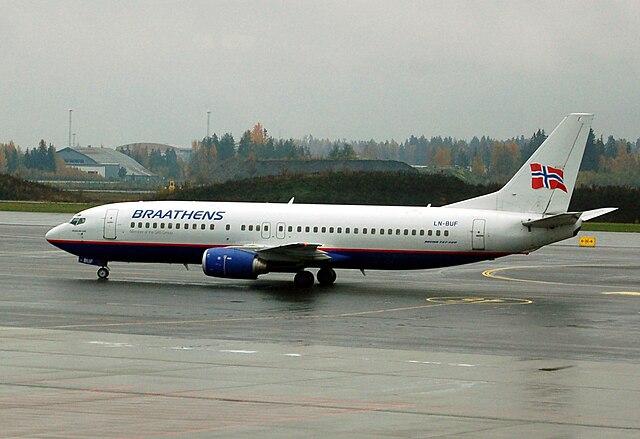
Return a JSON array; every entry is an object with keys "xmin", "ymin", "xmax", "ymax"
[
  {"xmin": 0, "ymin": 201, "xmax": 98, "ymax": 213},
  {"xmin": 581, "ymin": 222, "xmax": 640, "ymax": 233}
]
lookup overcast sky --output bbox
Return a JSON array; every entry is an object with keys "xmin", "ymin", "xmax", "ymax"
[{"xmin": 2, "ymin": 0, "xmax": 639, "ymax": 149}]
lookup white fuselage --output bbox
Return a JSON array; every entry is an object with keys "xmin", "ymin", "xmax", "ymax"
[{"xmin": 45, "ymin": 200, "xmax": 579, "ymax": 272}]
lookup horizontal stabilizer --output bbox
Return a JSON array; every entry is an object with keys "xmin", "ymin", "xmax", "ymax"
[
  {"xmin": 580, "ymin": 207, "xmax": 618, "ymax": 222},
  {"xmin": 523, "ymin": 207, "xmax": 618, "ymax": 228},
  {"xmin": 523, "ymin": 213, "xmax": 581, "ymax": 228}
]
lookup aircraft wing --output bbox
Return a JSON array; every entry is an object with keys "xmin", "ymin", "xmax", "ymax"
[{"xmin": 233, "ymin": 243, "xmax": 331, "ymax": 263}]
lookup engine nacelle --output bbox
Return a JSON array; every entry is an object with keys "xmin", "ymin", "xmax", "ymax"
[{"xmin": 202, "ymin": 248, "xmax": 268, "ymax": 279}]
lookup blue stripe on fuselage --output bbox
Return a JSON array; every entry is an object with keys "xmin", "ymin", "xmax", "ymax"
[{"xmin": 48, "ymin": 240, "xmax": 507, "ymax": 270}]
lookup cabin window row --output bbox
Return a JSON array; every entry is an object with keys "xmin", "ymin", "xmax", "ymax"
[
  {"xmin": 130, "ymin": 221, "xmax": 450, "ymax": 237},
  {"xmin": 242, "ymin": 224, "xmax": 450, "ymax": 237},
  {"xmin": 131, "ymin": 222, "xmax": 231, "ymax": 231}
]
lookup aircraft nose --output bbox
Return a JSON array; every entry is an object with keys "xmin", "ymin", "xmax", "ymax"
[{"xmin": 45, "ymin": 224, "xmax": 63, "ymax": 242}]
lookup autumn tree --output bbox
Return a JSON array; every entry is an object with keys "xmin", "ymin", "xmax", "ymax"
[
  {"xmin": 471, "ymin": 154, "xmax": 485, "ymax": 178},
  {"xmin": 434, "ymin": 146, "xmax": 452, "ymax": 167}
]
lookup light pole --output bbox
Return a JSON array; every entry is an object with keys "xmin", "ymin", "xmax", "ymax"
[
  {"xmin": 68, "ymin": 109, "xmax": 73, "ymax": 147},
  {"xmin": 72, "ymin": 133, "xmax": 76, "ymax": 147},
  {"xmin": 206, "ymin": 110, "xmax": 211, "ymax": 138}
]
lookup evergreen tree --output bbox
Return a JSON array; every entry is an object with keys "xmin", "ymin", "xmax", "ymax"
[
  {"xmin": 580, "ymin": 128, "xmax": 600, "ymax": 171},
  {"xmin": 237, "ymin": 130, "xmax": 252, "ymax": 158},
  {"xmin": 46, "ymin": 144, "xmax": 57, "ymax": 172},
  {"xmin": 217, "ymin": 133, "xmax": 236, "ymax": 160}
]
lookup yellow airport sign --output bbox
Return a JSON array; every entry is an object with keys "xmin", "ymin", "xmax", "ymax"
[{"xmin": 579, "ymin": 236, "xmax": 596, "ymax": 247}]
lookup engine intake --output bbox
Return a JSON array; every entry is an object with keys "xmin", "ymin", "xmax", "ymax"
[{"xmin": 202, "ymin": 248, "xmax": 268, "ymax": 279}]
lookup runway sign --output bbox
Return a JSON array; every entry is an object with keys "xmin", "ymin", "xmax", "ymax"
[{"xmin": 579, "ymin": 236, "xmax": 596, "ymax": 247}]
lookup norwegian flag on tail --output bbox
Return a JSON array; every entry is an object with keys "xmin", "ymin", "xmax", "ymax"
[{"xmin": 530, "ymin": 163, "xmax": 567, "ymax": 192}]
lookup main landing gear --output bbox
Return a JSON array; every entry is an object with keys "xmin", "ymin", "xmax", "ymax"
[
  {"xmin": 97, "ymin": 266, "xmax": 110, "ymax": 280},
  {"xmin": 293, "ymin": 267, "xmax": 336, "ymax": 287}
]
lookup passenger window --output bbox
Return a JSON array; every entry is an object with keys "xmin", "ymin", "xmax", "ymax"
[
  {"xmin": 420, "ymin": 229, "xmax": 424, "ymax": 236},
  {"xmin": 297, "ymin": 226, "xmax": 302, "ymax": 232},
  {"xmin": 444, "ymin": 230, "xmax": 449, "ymax": 236},
  {"xmin": 322, "ymin": 227, "xmax": 326, "ymax": 233},
  {"xmin": 305, "ymin": 226, "xmax": 310, "ymax": 232},
  {"xmin": 412, "ymin": 229, "xmax": 416, "ymax": 236},
  {"xmin": 345, "ymin": 227, "xmax": 350, "ymax": 234},
  {"xmin": 428, "ymin": 230, "xmax": 432, "ymax": 236},
  {"xmin": 161, "ymin": 223, "xmax": 165, "ymax": 229},
  {"xmin": 354, "ymin": 228, "xmax": 359, "ymax": 234},
  {"xmin": 176, "ymin": 223, "xmax": 181, "ymax": 230},
  {"xmin": 278, "ymin": 225, "xmax": 284, "ymax": 232},
  {"xmin": 209, "ymin": 224, "xmax": 214, "ymax": 230},
  {"xmin": 201, "ymin": 224, "xmax": 205, "ymax": 230},
  {"xmin": 371, "ymin": 228, "xmax": 375, "ymax": 235},
  {"xmin": 226, "ymin": 224, "xmax": 231, "ymax": 231},
  {"xmin": 337, "ymin": 227, "xmax": 342, "ymax": 234},
  {"xmin": 380, "ymin": 228, "xmax": 384, "ymax": 235},
  {"xmin": 248, "ymin": 225, "xmax": 253, "ymax": 231},
  {"xmin": 436, "ymin": 230, "xmax": 441, "ymax": 236},
  {"xmin": 329, "ymin": 227, "xmax": 334, "ymax": 233},
  {"xmin": 396, "ymin": 229, "xmax": 400, "ymax": 235},
  {"xmin": 130, "ymin": 222, "xmax": 135, "ymax": 228},
  {"xmin": 313, "ymin": 226, "xmax": 318, "ymax": 233},
  {"xmin": 138, "ymin": 222, "xmax": 143, "ymax": 228},
  {"xmin": 403, "ymin": 229, "xmax": 408, "ymax": 235},
  {"xmin": 184, "ymin": 223, "xmax": 189, "ymax": 229},
  {"xmin": 264, "ymin": 225, "xmax": 269, "ymax": 231},
  {"xmin": 145, "ymin": 223, "xmax": 150, "ymax": 229},
  {"xmin": 168, "ymin": 223, "xmax": 173, "ymax": 229},
  {"xmin": 256, "ymin": 225, "xmax": 261, "ymax": 231},
  {"xmin": 288, "ymin": 226, "xmax": 293, "ymax": 232},
  {"xmin": 363, "ymin": 228, "xmax": 367, "ymax": 235},
  {"xmin": 387, "ymin": 229, "xmax": 392, "ymax": 235},
  {"xmin": 153, "ymin": 223, "xmax": 158, "ymax": 229},
  {"xmin": 241, "ymin": 225, "xmax": 246, "ymax": 231}
]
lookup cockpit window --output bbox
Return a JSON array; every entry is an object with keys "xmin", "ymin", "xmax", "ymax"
[{"xmin": 69, "ymin": 217, "xmax": 86, "ymax": 226}]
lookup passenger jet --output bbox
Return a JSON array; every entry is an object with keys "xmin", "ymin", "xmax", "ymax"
[{"xmin": 46, "ymin": 113, "xmax": 615, "ymax": 287}]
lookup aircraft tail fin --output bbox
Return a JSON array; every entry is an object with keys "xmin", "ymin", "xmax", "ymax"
[{"xmin": 447, "ymin": 113, "xmax": 594, "ymax": 214}]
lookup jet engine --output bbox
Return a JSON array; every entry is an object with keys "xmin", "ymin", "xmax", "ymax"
[{"xmin": 202, "ymin": 248, "xmax": 268, "ymax": 279}]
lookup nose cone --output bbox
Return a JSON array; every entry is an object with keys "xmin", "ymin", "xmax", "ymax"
[{"xmin": 45, "ymin": 224, "xmax": 64, "ymax": 243}]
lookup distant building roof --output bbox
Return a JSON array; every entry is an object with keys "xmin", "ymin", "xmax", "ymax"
[
  {"xmin": 57, "ymin": 146, "xmax": 156, "ymax": 178},
  {"xmin": 116, "ymin": 142, "xmax": 179, "ymax": 153},
  {"xmin": 116, "ymin": 142, "xmax": 192, "ymax": 162}
]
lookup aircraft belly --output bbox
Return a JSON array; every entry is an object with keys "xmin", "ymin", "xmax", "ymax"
[{"xmin": 325, "ymin": 249, "xmax": 506, "ymax": 270}]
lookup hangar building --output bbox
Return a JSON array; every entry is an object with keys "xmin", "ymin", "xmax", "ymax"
[{"xmin": 57, "ymin": 146, "xmax": 156, "ymax": 180}]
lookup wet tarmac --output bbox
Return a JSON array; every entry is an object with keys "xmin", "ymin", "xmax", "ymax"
[{"xmin": 1, "ymin": 212, "xmax": 639, "ymax": 438}]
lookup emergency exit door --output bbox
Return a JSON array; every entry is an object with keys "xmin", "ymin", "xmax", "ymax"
[{"xmin": 472, "ymin": 219, "xmax": 485, "ymax": 250}]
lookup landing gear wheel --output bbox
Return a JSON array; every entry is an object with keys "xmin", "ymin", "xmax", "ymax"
[
  {"xmin": 97, "ymin": 267, "xmax": 110, "ymax": 280},
  {"xmin": 317, "ymin": 267, "xmax": 336, "ymax": 286},
  {"xmin": 294, "ymin": 270, "xmax": 314, "ymax": 288}
]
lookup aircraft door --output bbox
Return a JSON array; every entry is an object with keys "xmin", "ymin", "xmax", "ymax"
[
  {"xmin": 276, "ymin": 222, "xmax": 286, "ymax": 239},
  {"xmin": 472, "ymin": 219, "xmax": 485, "ymax": 250},
  {"xmin": 103, "ymin": 209, "xmax": 119, "ymax": 240},
  {"xmin": 261, "ymin": 222, "xmax": 271, "ymax": 239}
]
